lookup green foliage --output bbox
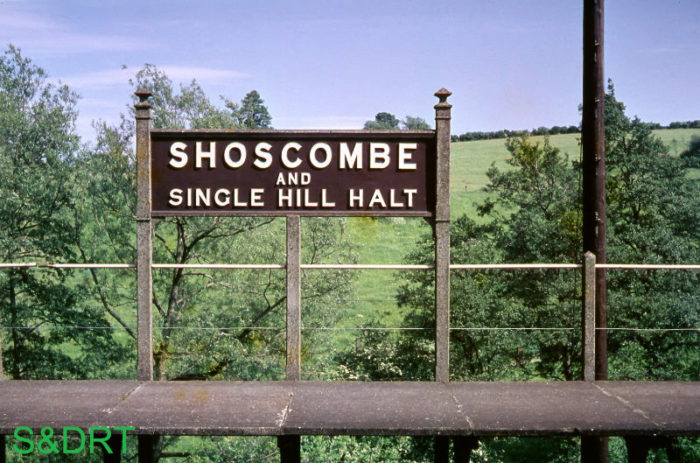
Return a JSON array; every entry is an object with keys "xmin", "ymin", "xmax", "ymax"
[
  {"xmin": 603, "ymin": 83, "xmax": 700, "ymax": 381},
  {"xmin": 402, "ymin": 115, "xmax": 431, "ymax": 130},
  {"xmin": 364, "ymin": 111, "xmax": 400, "ymax": 130},
  {"xmin": 680, "ymin": 135, "xmax": 700, "ymax": 168},
  {"xmin": 364, "ymin": 112, "xmax": 432, "ymax": 130},
  {"xmin": 238, "ymin": 90, "xmax": 272, "ymax": 129},
  {"xmin": 128, "ymin": 64, "xmax": 271, "ymax": 130},
  {"xmin": 0, "ymin": 45, "xmax": 125, "ymax": 379},
  {"xmin": 303, "ymin": 436, "xmax": 420, "ymax": 462},
  {"xmin": 473, "ymin": 437, "xmax": 579, "ymax": 463}
]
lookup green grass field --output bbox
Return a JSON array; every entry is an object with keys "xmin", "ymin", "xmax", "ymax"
[{"xmin": 337, "ymin": 128, "xmax": 700, "ymax": 334}]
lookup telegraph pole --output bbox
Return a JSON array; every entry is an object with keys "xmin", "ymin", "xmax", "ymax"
[{"xmin": 582, "ymin": 0, "xmax": 608, "ymax": 461}]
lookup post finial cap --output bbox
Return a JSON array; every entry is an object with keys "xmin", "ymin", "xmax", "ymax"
[
  {"xmin": 134, "ymin": 88, "xmax": 152, "ymax": 103},
  {"xmin": 434, "ymin": 88, "xmax": 452, "ymax": 103}
]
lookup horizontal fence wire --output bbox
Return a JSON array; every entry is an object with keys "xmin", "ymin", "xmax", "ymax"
[
  {"xmin": 303, "ymin": 264, "xmax": 433, "ymax": 270},
  {"xmin": 154, "ymin": 263, "xmax": 283, "ymax": 269},
  {"xmin": 48, "ymin": 263, "xmax": 135, "ymax": 268},
  {"xmin": 451, "ymin": 263, "xmax": 581, "ymax": 269},
  {"xmin": 0, "ymin": 262, "xmax": 696, "ymax": 333},
  {"xmin": 2, "ymin": 262, "xmax": 699, "ymax": 270},
  {"xmin": 1, "ymin": 326, "xmax": 697, "ymax": 332},
  {"xmin": 596, "ymin": 264, "xmax": 700, "ymax": 270}
]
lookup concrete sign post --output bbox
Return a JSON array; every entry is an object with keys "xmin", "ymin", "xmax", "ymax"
[{"xmin": 135, "ymin": 89, "xmax": 154, "ymax": 382}]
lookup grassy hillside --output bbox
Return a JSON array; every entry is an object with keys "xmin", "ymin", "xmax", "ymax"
[{"xmin": 337, "ymin": 128, "xmax": 700, "ymax": 334}]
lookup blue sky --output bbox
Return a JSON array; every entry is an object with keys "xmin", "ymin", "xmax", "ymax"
[{"xmin": 1, "ymin": 0, "xmax": 698, "ymax": 140}]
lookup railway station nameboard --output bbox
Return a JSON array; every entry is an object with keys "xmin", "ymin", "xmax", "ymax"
[{"xmin": 151, "ymin": 130, "xmax": 436, "ymax": 217}]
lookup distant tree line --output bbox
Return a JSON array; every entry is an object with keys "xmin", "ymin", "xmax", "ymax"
[
  {"xmin": 452, "ymin": 119, "xmax": 699, "ymax": 142},
  {"xmin": 452, "ymin": 125, "xmax": 581, "ymax": 142},
  {"xmin": 365, "ymin": 111, "xmax": 699, "ymax": 142},
  {"xmin": 666, "ymin": 120, "xmax": 700, "ymax": 129},
  {"xmin": 363, "ymin": 112, "xmax": 432, "ymax": 130}
]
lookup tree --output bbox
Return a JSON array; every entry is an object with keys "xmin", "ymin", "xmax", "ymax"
[
  {"xmin": 603, "ymin": 82, "xmax": 699, "ymax": 381},
  {"xmin": 680, "ymin": 135, "xmax": 700, "ymax": 168},
  {"xmin": 363, "ymin": 112, "xmax": 400, "ymax": 130},
  {"xmin": 364, "ymin": 112, "xmax": 432, "ymax": 130},
  {"xmin": 402, "ymin": 116, "xmax": 431, "ymax": 130},
  {"xmin": 0, "ymin": 45, "xmax": 125, "ymax": 379},
  {"xmin": 237, "ymin": 90, "xmax": 272, "ymax": 128}
]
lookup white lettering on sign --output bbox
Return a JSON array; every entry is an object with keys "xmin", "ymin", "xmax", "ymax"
[
  {"xmin": 309, "ymin": 143, "xmax": 332, "ymax": 169},
  {"xmin": 276, "ymin": 172, "xmax": 312, "ymax": 186},
  {"xmin": 168, "ymin": 188, "xmax": 266, "ymax": 208},
  {"xmin": 224, "ymin": 142, "xmax": 246, "ymax": 168},
  {"xmin": 281, "ymin": 142, "xmax": 303, "ymax": 168},
  {"xmin": 166, "ymin": 141, "xmax": 422, "ymax": 171},
  {"xmin": 157, "ymin": 138, "xmax": 429, "ymax": 214},
  {"xmin": 346, "ymin": 189, "xmax": 418, "ymax": 208},
  {"xmin": 339, "ymin": 142, "xmax": 362, "ymax": 169},
  {"xmin": 169, "ymin": 142, "xmax": 188, "ymax": 168},
  {"xmin": 254, "ymin": 142, "xmax": 272, "ymax": 169},
  {"xmin": 214, "ymin": 189, "xmax": 230, "ymax": 206},
  {"xmin": 349, "ymin": 189, "xmax": 363, "ymax": 208},
  {"xmin": 276, "ymin": 189, "xmax": 337, "ymax": 208},
  {"xmin": 196, "ymin": 142, "xmax": 216, "ymax": 168},
  {"xmin": 398, "ymin": 143, "xmax": 417, "ymax": 170},
  {"xmin": 369, "ymin": 143, "xmax": 390, "ymax": 169}
]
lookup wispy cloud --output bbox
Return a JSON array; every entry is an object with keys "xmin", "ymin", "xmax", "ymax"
[
  {"xmin": 31, "ymin": 34, "xmax": 145, "ymax": 54},
  {"xmin": 57, "ymin": 68, "xmax": 133, "ymax": 90},
  {"xmin": 0, "ymin": 9, "xmax": 57, "ymax": 30},
  {"xmin": 159, "ymin": 66, "xmax": 249, "ymax": 83},
  {"xmin": 0, "ymin": 8, "xmax": 147, "ymax": 55},
  {"xmin": 58, "ymin": 66, "xmax": 248, "ymax": 90}
]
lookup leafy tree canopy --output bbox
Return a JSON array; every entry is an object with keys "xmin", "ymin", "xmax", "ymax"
[
  {"xmin": 363, "ymin": 112, "xmax": 432, "ymax": 130},
  {"xmin": 680, "ymin": 135, "xmax": 700, "ymax": 168},
  {"xmin": 402, "ymin": 115, "xmax": 431, "ymax": 130},
  {"xmin": 364, "ymin": 111, "xmax": 400, "ymax": 130},
  {"xmin": 1, "ymin": 45, "xmax": 125, "ymax": 379}
]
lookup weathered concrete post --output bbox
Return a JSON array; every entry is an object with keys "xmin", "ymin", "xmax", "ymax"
[
  {"xmin": 434, "ymin": 88, "xmax": 452, "ymax": 384},
  {"xmin": 279, "ymin": 215, "xmax": 302, "ymax": 462},
  {"xmin": 434, "ymin": 88, "xmax": 452, "ymax": 463},
  {"xmin": 583, "ymin": 252, "xmax": 596, "ymax": 381},
  {"xmin": 135, "ymin": 89, "xmax": 153, "ymax": 382},
  {"xmin": 286, "ymin": 215, "xmax": 302, "ymax": 381},
  {"xmin": 135, "ymin": 89, "xmax": 156, "ymax": 463}
]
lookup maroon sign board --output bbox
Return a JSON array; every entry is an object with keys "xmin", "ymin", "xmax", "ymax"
[{"xmin": 151, "ymin": 129, "xmax": 436, "ymax": 217}]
